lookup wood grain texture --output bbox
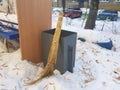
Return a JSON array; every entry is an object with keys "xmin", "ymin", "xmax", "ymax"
[{"xmin": 16, "ymin": 0, "xmax": 52, "ymax": 63}]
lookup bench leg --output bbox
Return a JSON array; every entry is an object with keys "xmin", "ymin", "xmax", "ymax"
[{"xmin": 3, "ymin": 39, "xmax": 9, "ymax": 52}]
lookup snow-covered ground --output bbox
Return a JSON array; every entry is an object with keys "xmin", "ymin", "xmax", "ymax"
[{"xmin": 0, "ymin": 10, "xmax": 120, "ymax": 90}]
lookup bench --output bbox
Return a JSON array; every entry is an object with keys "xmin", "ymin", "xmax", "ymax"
[
  {"xmin": 0, "ymin": 19, "xmax": 19, "ymax": 52},
  {"xmin": 0, "ymin": 19, "xmax": 19, "ymax": 40}
]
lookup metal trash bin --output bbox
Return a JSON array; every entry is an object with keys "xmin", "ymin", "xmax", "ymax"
[{"xmin": 42, "ymin": 29, "xmax": 77, "ymax": 74}]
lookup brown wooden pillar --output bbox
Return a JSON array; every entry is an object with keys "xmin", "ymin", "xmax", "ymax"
[{"xmin": 16, "ymin": 0, "xmax": 52, "ymax": 63}]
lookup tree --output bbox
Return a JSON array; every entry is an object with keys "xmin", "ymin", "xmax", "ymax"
[{"xmin": 84, "ymin": 0, "xmax": 99, "ymax": 29}]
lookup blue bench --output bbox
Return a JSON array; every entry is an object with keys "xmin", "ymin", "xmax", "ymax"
[{"xmin": 0, "ymin": 19, "xmax": 19, "ymax": 40}]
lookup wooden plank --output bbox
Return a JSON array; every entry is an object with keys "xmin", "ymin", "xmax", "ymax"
[{"xmin": 16, "ymin": 0, "xmax": 52, "ymax": 63}]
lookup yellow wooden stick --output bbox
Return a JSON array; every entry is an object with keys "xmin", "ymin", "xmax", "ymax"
[{"xmin": 27, "ymin": 12, "xmax": 63, "ymax": 85}]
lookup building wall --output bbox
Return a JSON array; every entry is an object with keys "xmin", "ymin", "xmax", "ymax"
[
  {"xmin": 52, "ymin": 0, "xmax": 79, "ymax": 8},
  {"xmin": 83, "ymin": 0, "xmax": 120, "ymax": 11},
  {"xmin": 53, "ymin": 0, "xmax": 120, "ymax": 11},
  {"xmin": 99, "ymin": 0, "xmax": 120, "ymax": 10}
]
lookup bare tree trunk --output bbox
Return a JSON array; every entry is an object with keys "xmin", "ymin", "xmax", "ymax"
[{"xmin": 84, "ymin": 0, "xmax": 99, "ymax": 29}]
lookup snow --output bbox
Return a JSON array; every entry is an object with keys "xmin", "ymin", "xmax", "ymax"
[{"xmin": 0, "ymin": 9, "xmax": 120, "ymax": 90}]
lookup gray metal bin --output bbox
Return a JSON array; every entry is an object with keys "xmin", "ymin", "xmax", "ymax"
[{"xmin": 42, "ymin": 29, "xmax": 77, "ymax": 74}]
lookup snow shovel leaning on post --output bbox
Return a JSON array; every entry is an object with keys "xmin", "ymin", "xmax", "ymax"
[{"xmin": 27, "ymin": 12, "xmax": 64, "ymax": 85}]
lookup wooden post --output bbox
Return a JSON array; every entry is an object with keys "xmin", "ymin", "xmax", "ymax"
[{"xmin": 16, "ymin": 0, "xmax": 52, "ymax": 63}]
